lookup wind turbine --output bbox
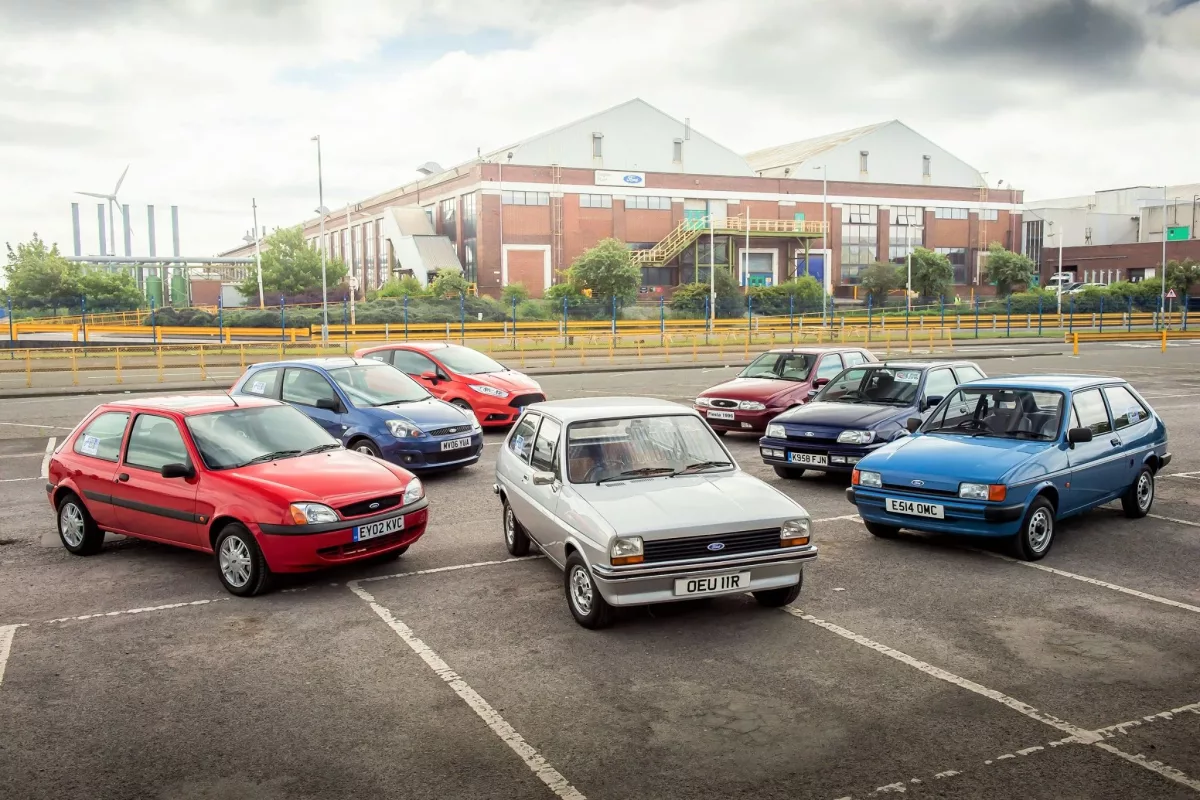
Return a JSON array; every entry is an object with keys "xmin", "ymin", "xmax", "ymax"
[{"xmin": 76, "ymin": 165, "xmax": 129, "ymax": 255}]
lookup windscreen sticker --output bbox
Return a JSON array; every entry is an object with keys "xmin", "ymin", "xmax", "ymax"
[
  {"xmin": 895, "ymin": 370, "xmax": 921, "ymax": 384},
  {"xmin": 1126, "ymin": 406, "xmax": 1141, "ymax": 423},
  {"xmin": 248, "ymin": 380, "xmax": 266, "ymax": 395},
  {"xmin": 79, "ymin": 435, "xmax": 100, "ymax": 456},
  {"xmin": 513, "ymin": 434, "xmax": 526, "ymax": 453}
]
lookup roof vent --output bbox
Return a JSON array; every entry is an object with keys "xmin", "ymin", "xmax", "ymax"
[{"xmin": 416, "ymin": 162, "xmax": 444, "ymax": 176}]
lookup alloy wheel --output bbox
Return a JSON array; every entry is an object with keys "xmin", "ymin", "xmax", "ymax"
[
  {"xmin": 504, "ymin": 507, "xmax": 515, "ymax": 546},
  {"xmin": 59, "ymin": 503, "xmax": 85, "ymax": 548},
  {"xmin": 219, "ymin": 535, "xmax": 253, "ymax": 588},
  {"xmin": 569, "ymin": 565, "xmax": 593, "ymax": 616}
]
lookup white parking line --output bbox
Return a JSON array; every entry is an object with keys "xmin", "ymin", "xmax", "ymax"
[
  {"xmin": 0, "ymin": 421, "xmax": 74, "ymax": 430},
  {"xmin": 349, "ymin": 581, "xmax": 586, "ymax": 799},
  {"xmin": 0, "ymin": 477, "xmax": 40, "ymax": 483},
  {"xmin": 40, "ymin": 437, "xmax": 55, "ymax": 479},
  {"xmin": 356, "ymin": 556, "xmax": 545, "ymax": 585},
  {"xmin": 39, "ymin": 598, "xmax": 230, "ymax": 626},
  {"xmin": 1149, "ymin": 513, "xmax": 1200, "ymax": 528},
  {"xmin": 1094, "ymin": 700, "xmax": 1200, "ymax": 739},
  {"xmin": 0, "ymin": 624, "xmax": 24, "ymax": 688},
  {"xmin": 1093, "ymin": 742, "xmax": 1200, "ymax": 792}
]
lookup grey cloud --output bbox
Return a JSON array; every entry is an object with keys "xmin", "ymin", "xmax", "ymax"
[
  {"xmin": 0, "ymin": 114, "xmax": 111, "ymax": 149},
  {"xmin": 0, "ymin": 0, "xmax": 312, "ymax": 36}
]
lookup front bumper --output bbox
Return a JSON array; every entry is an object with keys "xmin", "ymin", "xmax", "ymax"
[
  {"xmin": 379, "ymin": 433, "xmax": 484, "ymax": 470},
  {"xmin": 758, "ymin": 436, "xmax": 883, "ymax": 472},
  {"xmin": 695, "ymin": 406, "xmax": 781, "ymax": 433},
  {"xmin": 256, "ymin": 500, "xmax": 430, "ymax": 572},
  {"xmin": 845, "ymin": 486, "xmax": 1024, "ymax": 536},
  {"xmin": 473, "ymin": 392, "xmax": 546, "ymax": 427},
  {"xmin": 589, "ymin": 546, "xmax": 817, "ymax": 606}
]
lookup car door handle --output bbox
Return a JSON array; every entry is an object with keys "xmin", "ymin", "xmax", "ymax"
[
  {"xmin": 520, "ymin": 474, "xmax": 530, "ymax": 483},
  {"xmin": 116, "ymin": 473, "xmax": 129, "ymax": 482},
  {"xmin": 1110, "ymin": 438, "xmax": 1122, "ymax": 447}
]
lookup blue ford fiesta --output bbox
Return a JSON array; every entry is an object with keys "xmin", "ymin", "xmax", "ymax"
[
  {"xmin": 845, "ymin": 375, "xmax": 1170, "ymax": 560},
  {"xmin": 232, "ymin": 357, "xmax": 483, "ymax": 472},
  {"xmin": 759, "ymin": 361, "xmax": 986, "ymax": 478}
]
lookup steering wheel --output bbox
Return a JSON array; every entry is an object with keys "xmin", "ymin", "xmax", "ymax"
[
  {"xmin": 584, "ymin": 460, "xmax": 627, "ymax": 483},
  {"xmin": 954, "ymin": 418, "xmax": 989, "ymax": 431}
]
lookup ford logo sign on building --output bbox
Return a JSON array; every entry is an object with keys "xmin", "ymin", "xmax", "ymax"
[
  {"xmin": 623, "ymin": 174, "xmax": 643, "ymax": 184},
  {"xmin": 707, "ymin": 542, "xmax": 726, "ymax": 552},
  {"xmin": 595, "ymin": 170, "xmax": 646, "ymax": 188}
]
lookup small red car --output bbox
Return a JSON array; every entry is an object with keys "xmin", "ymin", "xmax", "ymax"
[
  {"xmin": 46, "ymin": 394, "xmax": 429, "ymax": 596},
  {"xmin": 354, "ymin": 342, "xmax": 545, "ymax": 428},
  {"xmin": 694, "ymin": 346, "xmax": 877, "ymax": 434}
]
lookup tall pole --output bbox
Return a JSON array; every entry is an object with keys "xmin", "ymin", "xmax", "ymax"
[
  {"xmin": 708, "ymin": 212, "xmax": 716, "ymax": 330},
  {"xmin": 821, "ymin": 166, "xmax": 828, "ymax": 327},
  {"xmin": 252, "ymin": 198, "xmax": 264, "ymax": 310},
  {"xmin": 1161, "ymin": 187, "xmax": 1168, "ymax": 329},
  {"xmin": 905, "ymin": 221, "xmax": 912, "ymax": 310},
  {"xmin": 1057, "ymin": 229, "xmax": 1064, "ymax": 315},
  {"xmin": 313, "ymin": 135, "xmax": 329, "ymax": 343},
  {"xmin": 744, "ymin": 205, "xmax": 750, "ymax": 289},
  {"xmin": 346, "ymin": 204, "xmax": 356, "ymax": 326}
]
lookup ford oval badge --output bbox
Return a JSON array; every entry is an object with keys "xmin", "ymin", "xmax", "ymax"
[
  {"xmin": 911, "ymin": 480, "xmax": 924, "ymax": 487},
  {"xmin": 623, "ymin": 174, "xmax": 643, "ymax": 184},
  {"xmin": 804, "ymin": 431, "xmax": 815, "ymax": 437},
  {"xmin": 707, "ymin": 542, "xmax": 726, "ymax": 552},
  {"xmin": 369, "ymin": 502, "xmax": 381, "ymax": 509}
]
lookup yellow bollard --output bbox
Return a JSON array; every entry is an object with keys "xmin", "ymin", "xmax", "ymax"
[
  {"xmin": 25, "ymin": 350, "xmax": 32, "ymax": 388},
  {"xmin": 199, "ymin": 346, "xmax": 206, "ymax": 381},
  {"xmin": 1074, "ymin": 332, "xmax": 1080, "ymax": 356},
  {"xmin": 239, "ymin": 343, "xmax": 246, "ymax": 370},
  {"xmin": 907, "ymin": 329, "xmax": 913, "ymax": 354},
  {"xmin": 579, "ymin": 338, "xmax": 585, "ymax": 365},
  {"xmin": 1162, "ymin": 329, "xmax": 1167, "ymax": 353},
  {"xmin": 928, "ymin": 330, "xmax": 934, "ymax": 354},
  {"xmin": 608, "ymin": 336, "xmax": 614, "ymax": 363},
  {"xmin": 638, "ymin": 342, "xmax": 643, "ymax": 363},
  {"xmin": 115, "ymin": 348, "xmax": 123, "ymax": 384},
  {"xmin": 885, "ymin": 330, "xmax": 892, "ymax": 355},
  {"xmin": 817, "ymin": 328, "xmax": 824, "ymax": 345},
  {"xmin": 744, "ymin": 331, "xmax": 750, "ymax": 358},
  {"xmin": 157, "ymin": 347, "xmax": 164, "ymax": 382},
  {"xmin": 520, "ymin": 340, "xmax": 526, "ymax": 368},
  {"xmin": 71, "ymin": 350, "xmax": 79, "ymax": 386},
  {"xmin": 665, "ymin": 336, "xmax": 671, "ymax": 362},
  {"xmin": 719, "ymin": 338, "xmax": 724, "ymax": 359},
  {"xmin": 692, "ymin": 337, "xmax": 697, "ymax": 362},
  {"xmin": 278, "ymin": 341, "xmax": 284, "ymax": 360},
  {"xmin": 224, "ymin": 328, "xmax": 232, "ymax": 344},
  {"xmin": 550, "ymin": 341, "xmax": 556, "ymax": 366},
  {"xmin": 947, "ymin": 329, "xmax": 953, "ymax": 351}
]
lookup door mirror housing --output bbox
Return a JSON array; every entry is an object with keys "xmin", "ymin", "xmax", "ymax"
[
  {"xmin": 906, "ymin": 417, "xmax": 923, "ymax": 433},
  {"xmin": 1067, "ymin": 427, "xmax": 1093, "ymax": 444},
  {"xmin": 315, "ymin": 397, "xmax": 341, "ymax": 412},
  {"xmin": 813, "ymin": 377, "xmax": 830, "ymax": 389},
  {"xmin": 531, "ymin": 470, "xmax": 557, "ymax": 486},
  {"xmin": 922, "ymin": 394, "xmax": 944, "ymax": 411},
  {"xmin": 420, "ymin": 371, "xmax": 439, "ymax": 382},
  {"xmin": 160, "ymin": 462, "xmax": 194, "ymax": 480}
]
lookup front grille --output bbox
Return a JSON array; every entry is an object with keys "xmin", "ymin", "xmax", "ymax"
[
  {"xmin": 784, "ymin": 429, "xmax": 839, "ymax": 443},
  {"xmin": 882, "ymin": 482, "xmax": 958, "ymax": 498},
  {"xmin": 428, "ymin": 424, "xmax": 473, "ymax": 437},
  {"xmin": 642, "ymin": 528, "xmax": 782, "ymax": 563},
  {"xmin": 509, "ymin": 393, "xmax": 546, "ymax": 409},
  {"xmin": 338, "ymin": 494, "xmax": 402, "ymax": 518},
  {"xmin": 709, "ymin": 398, "xmax": 739, "ymax": 409}
]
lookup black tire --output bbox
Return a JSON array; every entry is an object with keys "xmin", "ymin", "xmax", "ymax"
[
  {"xmin": 564, "ymin": 551, "xmax": 613, "ymax": 629},
  {"xmin": 214, "ymin": 523, "xmax": 273, "ymax": 597},
  {"xmin": 1011, "ymin": 496, "xmax": 1055, "ymax": 561},
  {"xmin": 349, "ymin": 438, "xmax": 381, "ymax": 458},
  {"xmin": 753, "ymin": 574, "xmax": 803, "ymax": 608},
  {"xmin": 774, "ymin": 465, "xmax": 805, "ymax": 479},
  {"xmin": 450, "ymin": 398, "xmax": 474, "ymax": 414},
  {"xmin": 864, "ymin": 521, "xmax": 901, "ymax": 539},
  {"xmin": 1121, "ymin": 466, "xmax": 1154, "ymax": 519},
  {"xmin": 56, "ymin": 492, "xmax": 105, "ymax": 556},
  {"xmin": 502, "ymin": 499, "xmax": 530, "ymax": 557},
  {"xmin": 713, "ymin": 429, "xmax": 727, "ymax": 437}
]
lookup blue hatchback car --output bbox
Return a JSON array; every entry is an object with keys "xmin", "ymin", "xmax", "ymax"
[
  {"xmin": 759, "ymin": 361, "xmax": 986, "ymax": 478},
  {"xmin": 845, "ymin": 375, "xmax": 1170, "ymax": 560},
  {"xmin": 232, "ymin": 357, "xmax": 483, "ymax": 472}
]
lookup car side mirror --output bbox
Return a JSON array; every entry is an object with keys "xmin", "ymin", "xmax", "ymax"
[
  {"xmin": 420, "ymin": 371, "xmax": 439, "ymax": 382},
  {"xmin": 906, "ymin": 417, "xmax": 923, "ymax": 433},
  {"xmin": 315, "ymin": 397, "xmax": 341, "ymax": 412},
  {"xmin": 922, "ymin": 394, "xmax": 944, "ymax": 411},
  {"xmin": 813, "ymin": 377, "xmax": 830, "ymax": 388},
  {"xmin": 1067, "ymin": 427, "xmax": 1093, "ymax": 444},
  {"xmin": 160, "ymin": 462, "xmax": 193, "ymax": 480},
  {"xmin": 531, "ymin": 470, "xmax": 557, "ymax": 486}
]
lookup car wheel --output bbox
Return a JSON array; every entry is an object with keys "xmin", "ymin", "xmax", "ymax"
[
  {"xmin": 350, "ymin": 438, "xmax": 381, "ymax": 457},
  {"xmin": 502, "ymin": 499, "xmax": 530, "ymax": 557},
  {"xmin": 564, "ymin": 551, "xmax": 613, "ymax": 629},
  {"xmin": 214, "ymin": 523, "xmax": 272, "ymax": 597},
  {"xmin": 753, "ymin": 574, "xmax": 803, "ymax": 608},
  {"xmin": 713, "ymin": 429, "xmax": 727, "ymax": 438},
  {"xmin": 57, "ymin": 492, "xmax": 104, "ymax": 555},
  {"xmin": 370, "ymin": 544, "xmax": 409, "ymax": 562},
  {"xmin": 450, "ymin": 398, "xmax": 474, "ymax": 414},
  {"xmin": 1012, "ymin": 496, "xmax": 1055, "ymax": 561},
  {"xmin": 1121, "ymin": 466, "xmax": 1154, "ymax": 519},
  {"xmin": 864, "ymin": 521, "xmax": 901, "ymax": 538},
  {"xmin": 773, "ymin": 465, "xmax": 804, "ymax": 479}
]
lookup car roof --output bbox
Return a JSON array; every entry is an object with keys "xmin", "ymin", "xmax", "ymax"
[
  {"xmin": 107, "ymin": 394, "xmax": 280, "ymax": 416},
  {"xmin": 965, "ymin": 375, "xmax": 1122, "ymax": 391},
  {"xmin": 251, "ymin": 357, "xmax": 375, "ymax": 370},
  {"xmin": 874, "ymin": 360, "xmax": 978, "ymax": 370},
  {"xmin": 765, "ymin": 346, "xmax": 866, "ymax": 355},
  {"xmin": 527, "ymin": 397, "xmax": 692, "ymax": 423}
]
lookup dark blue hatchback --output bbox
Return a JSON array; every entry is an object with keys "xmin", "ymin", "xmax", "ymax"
[
  {"xmin": 232, "ymin": 357, "xmax": 483, "ymax": 472},
  {"xmin": 759, "ymin": 360, "xmax": 986, "ymax": 478}
]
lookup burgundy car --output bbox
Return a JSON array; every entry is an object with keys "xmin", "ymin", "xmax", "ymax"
[{"xmin": 694, "ymin": 347, "xmax": 877, "ymax": 435}]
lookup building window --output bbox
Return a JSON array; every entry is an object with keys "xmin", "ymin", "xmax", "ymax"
[
  {"xmin": 934, "ymin": 207, "xmax": 969, "ymax": 220},
  {"xmin": 624, "ymin": 195, "xmax": 671, "ymax": 210},
  {"xmin": 641, "ymin": 266, "xmax": 676, "ymax": 286},
  {"xmin": 859, "ymin": 151, "xmax": 869, "ymax": 173},
  {"xmin": 979, "ymin": 208, "xmax": 999, "ymax": 221},
  {"xmin": 424, "ymin": 206, "xmax": 434, "ymax": 226},
  {"xmin": 889, "ymin": 206, "xmax": 924, "ymax": 263},
  {"xmin": 377, "ymin": 220, "xmax": 386, "ymax": 286},
  {"xmin": 841, "ymin": 205, "xmax": 878, "ymax": 284},
  {"xmin": 579, "ymin": 194, "xmax": 612, "ymax": 209},
  {"xmin": 364, "ymin": 220, "xmax": 375, "ymax": 284},
  {"xmin": 936, "ymin": 247, "xmax": 969, "ymax": 285},
  {"xmin": 502, "ymin": 191, "xmax": 549, "ymax": 206},
  {"xmin": 463, "ymin": 238, "xmax": 477, "ymax": 285},
  {"xmin": 592, "ymin": 133, "xmax": 603, "ymax": 158},
  {"xmin": 461, "ymin": 193, "xmax": 477, "ymax": 239},
  {"xmin": 922, "ymin": 155, "xmax": 931, "ymax": 178},
  {"xmin": 440, "ymin": 197, "xmax": 457, "ymax": 246},
  {"xmin": 673, "ymin": 139, "xmax": 683, "ymax": 163},
  {"xmin": 350, "ymin": 225, "xmax": 360, "ymax": 274}
]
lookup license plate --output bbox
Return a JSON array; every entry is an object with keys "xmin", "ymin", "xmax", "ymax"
[
  {"xmin": 707, "ymin": 410, "xmax": 735, "ymax": 421},
  {"xmin": 440, "ymin": 437, "xmax": 472, "ymax": 452},
  {"xmin": 788, "ymin": 452, "xmax": 828, "ymax": 466},
  {"xmin": 353, "ymin": 514, "xmax": 405, "ymax": 542},
  {"xmin": 886, "ymin": 498, "xmax": 945, "ymax": 519},
  {"xmin": 673, "ymin": 571, "xmax": 751, "ymax": 597}
]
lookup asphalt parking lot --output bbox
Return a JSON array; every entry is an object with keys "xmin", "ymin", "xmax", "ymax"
[{"xmin": 1, "ymin": 344, "xmax": 1199, "ymax": 799}]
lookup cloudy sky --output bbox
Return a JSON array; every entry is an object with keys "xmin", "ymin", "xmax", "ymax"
[{"xmin": 1, "ymin": 0, "xmax": 1197, "ymax": 258}]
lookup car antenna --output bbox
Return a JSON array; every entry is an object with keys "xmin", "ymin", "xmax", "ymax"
[{"xmin": 207, "ymin": 375, "xmax": 240, "ymax": 407}]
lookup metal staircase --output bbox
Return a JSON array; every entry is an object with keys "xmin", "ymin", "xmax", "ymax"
[{"xmin": 630, "ymin": 216, "xmax": 826, "ymax": 266}]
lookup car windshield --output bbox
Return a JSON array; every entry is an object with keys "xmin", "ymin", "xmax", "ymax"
[
  {"xmin": 816, "ymin": 366, "xmax": 922, "ymax": 406},
  {"xmin": 923, "ymin": 387, "xmax": 1065, "ymax": 440},
  {"xmin": 436, "ymin": 346, "xmax": 506, "ymax": 375},
  {"xmin": 738, "ymin": 352, "xmax": 816, "ymax": 381},
  {"xmin": 566, "ymin": 415, "xmax": 732, "ymax": 484},
  {"xmin": 185, "ymin": 405, "xmax": 340, "ymax": 470},
  {"xmin": 330, "ymin": 363, "xmax": 429, "ymax": 406}
]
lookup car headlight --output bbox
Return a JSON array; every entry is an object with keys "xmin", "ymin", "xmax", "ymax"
[
  {"xmin": 469, "ymin": 416, "xmax": 482, "ymax": 431},
  {"xmin": 781, "ymin": 518, "xmax": 811, "ymax": 546},
  {"xmin": 766, "ymin": 423, "xmax": 786, "ymax": 439},
  {"xmin": 288, "ymin": 502, "xmax": 339, "ymax": 525},
  {"xmin": 403, "ymin": 477, "xmax": 424, "ymax": 505},
  {"xmin": 960, "ymin": 482, "xmax": 1006, "ymax": 501},
  {"xmin": 470, "ymin": 384, "xmax": 509, "ymax": 398},
  {"xmin": 695, "ymin": 397, "xmax": 713, "ymax": 407},
  {"xmin": 739, "ymin": 401, "xmax": 766, "ymax": 411},
  {"xmin": 610, "ymin": 536, "xmax": 644, "ymax": 566},
  {"xmin": 854, "ymin": 470, "xmax": 883, "ymax": 488},
  {"xmin": 837, "ymin": 430, "xmax": 876, "ymax": 444},
  {"xmin": 386, "ymin": 419, "xmax": 424, "ymax": 438}
]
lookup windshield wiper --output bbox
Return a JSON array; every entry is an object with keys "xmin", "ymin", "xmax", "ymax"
[
  {"xmin": 300, "ymin": 443, "xmax": 342, "ymax": 456},
  {"xmin": 374, "ymin": 398, "xmax": 421, "ymax": 406},
  {"xmin": 596, "ymin": 467, "xmax": 675, "ymax": 484},
  {"xmin": 239, "ymin": 449, "xmax": 301, "ymax": 466},
  {"xmin": 671, "ymin": 460, "xmax": 733, "ymax": 476}
]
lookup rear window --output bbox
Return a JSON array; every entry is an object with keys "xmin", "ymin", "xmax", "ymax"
[
  {"xmin": 1103, "ymin": 385, "xmax": 1149, "ymax": 429},
  {"xmin": 241, "ymin": 368, "xmax": 281, "ymax": 397},
  {"xmin": 73, "ymin": 411, "xmax": 130, "ymax": 462}
]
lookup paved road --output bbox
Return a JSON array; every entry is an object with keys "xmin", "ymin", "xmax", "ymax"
[{"xmin": 1, "ymin": 347, "xmax": 1199, "ymax": 799}]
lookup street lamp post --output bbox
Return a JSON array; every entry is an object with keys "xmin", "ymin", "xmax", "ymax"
[
  {"xmin": 312, "ymin": 135, "xmax": 329, "ymax": 343},
  {"xmin": 1160, "ymin": 188, "xmax": 1168, "ymax": 330},
  {"xmin": 243, "ymin": 199, "xmax": 265, "ymax": 310},
  {"xmin": 814, "ymin": 165, "xmax": 828, "ymax": 327}
]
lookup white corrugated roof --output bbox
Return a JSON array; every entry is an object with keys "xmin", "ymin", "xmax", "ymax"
[{"xmin": 744, "ymin": 122, "xmax": 891, "ymax": 172}]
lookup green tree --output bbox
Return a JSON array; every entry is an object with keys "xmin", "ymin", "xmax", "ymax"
[
  {"xmin": 544, "ymin": 281, "xmax": 587, "ymax": 308},
  {"xmin": 78, "ymin": 270, "xmax": 145, "ymax": 312},
  {"xmin": 670, "ymin": 267, "xmax": 742, "ymax": 318},
  {"xmin": 566, "ymin": 238, "xmax": 641, "ymax": 306},
  {"xmin": 500, "ymin": 282, "xmax": 530, "ymax": 305},
  {"xmin": 4, "ymin": 234, "xmax": 85, "ymax": 310},
  {"xmin": 858, "ymin": 261, "xmax": 903, "ymax": 302},
  {"xmin": 982, "ymin": 243, "xmax": 1036, "ymax": 296},
  {"xmin": 908, "ymin": 247, "xmax": 954, "ymax": 300},
  {"xmin": 238, "ymin": 226, "xmax": 347, "ymax": 298},
  {"xmin": 375, "ymin": 276, "xmax": 427, "ymax": 299},
  {"xmin": 1166, "ymin": 258, "xmax": 1200, "ymax": 296},
  {"xmin": 428, "ymin": 268, "xmax": 470, "ymax": 298}
]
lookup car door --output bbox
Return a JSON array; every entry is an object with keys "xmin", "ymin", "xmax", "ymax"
[
  {"xmin": 68, "ymin": 410, "xmax": 131, "ymax": 529},
  {"xmin": 281, "ymin": 368, "xmax": 347, "ymax": 439},
  {"xmin": 391, "ymin": 349, "xmax": 445, "ymax": 393},
  {"xmin": 1101, "ymin": 384, "xmax": 1154, "ymax": 492},
  {"xmin": 1064, "ymin": 389, "xmax": 1123, "ymax": 512},
  {"xmin": 524, "ymin": 417, "xmax": 565, "ymax": 554},
  {"xmin": 502, "ymin": 412, "xmax": 541, "ymax": 526},
  {"xmin": 111, "ymin": 413, "xmax": 201, "ymax": 546}
]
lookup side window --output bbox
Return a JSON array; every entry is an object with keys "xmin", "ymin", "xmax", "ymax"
[
  {"xmin": 73, "ymin": 411, "xmax": 130, "ymax": 462},
  {"xmin": 1103, "ymin": 385, "xmax": 1149, "ymax": 429},
  {"xmin": 843, "ymin": 351, "xmax": 866, "ymax": 367},
  {"xmin": 1070, "ymin": 406, "xmax": 1080, "ymax": 431},
  {"xmin": 923, "ymin": 369, "xmax": 958, "ymax": 401},
  {"xmin": 391, "ymin": 350, "xmax": 438, "ymax": 376},
  {"xmin": 530, "ymin": 418, "xmax": 562, "ymax": 474},
  {"xmin": 362, "ymin": 350, "xmax": 393, "ymax": 366},
  {"xmin": 125, "ymin": 414, "xmax": 190, "ymax": 471},
  {"xmin": 282, "ymin": 369, "xmax": 338, "ymax": 407},
  {"xmin": 1073, "ymin": 389, "xmax": 1113, "ymax": 435},
  {"xmin": 954, "ymin": 366, "xmax": 985, "ymax": 383},
  {"xmin": 816, "ymin": 354, "xmax": 844, "ymax": 381},
  {"xmin": 240, "ymin": 367, "xmax": 281, "ymax": 397},
  {"xmin": 508, "ymin": 414, "xmax": 539, "ymax": 463}
]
